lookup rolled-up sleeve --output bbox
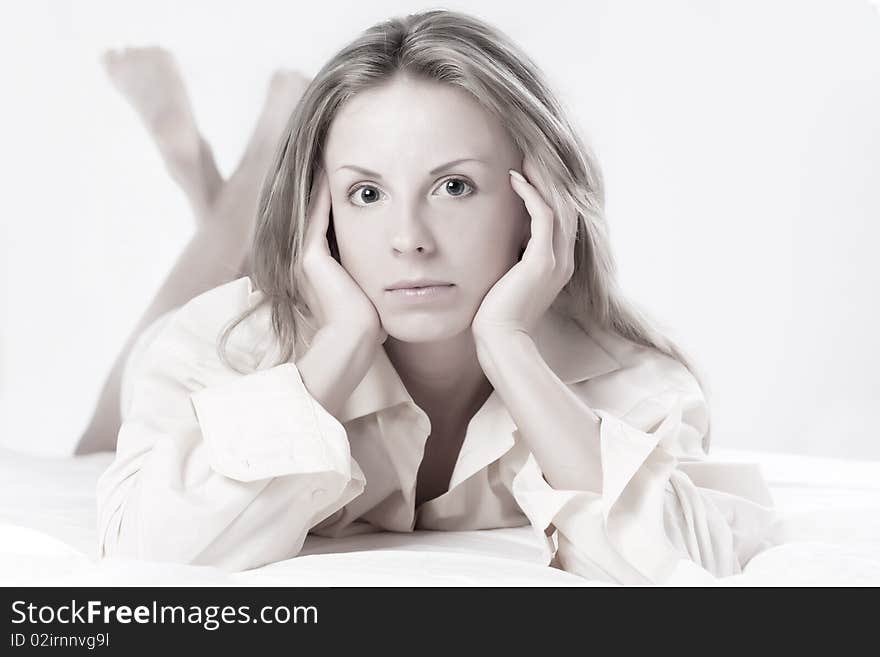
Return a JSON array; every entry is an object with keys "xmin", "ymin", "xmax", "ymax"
[
  {"xmin": 510, "ymin": 384, "xmax": 783, "ymax": 585},
  {"xmin": 96, "ymin": 299, "xmax": 365, "ymax": 572}
]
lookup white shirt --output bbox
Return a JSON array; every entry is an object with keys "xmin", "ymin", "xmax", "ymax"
[{"xmin": 96, "ymin": 276, "xmax": 782, "ymax": 584}]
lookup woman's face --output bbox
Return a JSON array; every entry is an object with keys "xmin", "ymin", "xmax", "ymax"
[{"xmin": 323, "ymin": 74, "xmax": 529, "ymax": 343}]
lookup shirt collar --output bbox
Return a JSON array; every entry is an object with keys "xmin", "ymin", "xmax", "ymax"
[
  {"xmin": 334, "ymin": 305, "xmax": 621, "ymax": 425},
  {"xmin": 245, "ymin": 276, "xmax": 623, "ymax": 500},
  {"xmin": 252, "ymin": 294, "xmax": 623, "ymax": 510}
]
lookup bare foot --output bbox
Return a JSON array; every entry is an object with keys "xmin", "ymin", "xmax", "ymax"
[{"xmin": 102, "ymin": 46, "xmax": 224, "ymax": 219}]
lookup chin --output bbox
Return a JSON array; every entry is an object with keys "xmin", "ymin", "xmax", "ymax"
[{"xmin": 381, "ymin": 311, "xmax": 473, "ymax": 343}]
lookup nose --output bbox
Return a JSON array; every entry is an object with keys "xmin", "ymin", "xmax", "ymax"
[{"xmin": 390, "ymin": 208, "xmax": 437, "ymax": 257}]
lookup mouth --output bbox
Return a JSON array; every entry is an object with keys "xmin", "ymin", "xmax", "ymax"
[
  {"xmin": 385, "ymin": 283, "xmax": 455, "ymax": 301},
  {"xmin": 385, "ymin": 280, "xmax": 454, "ymax": 291}
]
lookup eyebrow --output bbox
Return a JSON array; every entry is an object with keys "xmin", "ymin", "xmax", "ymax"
[{"xmin": 335, "ymin": 158, "xmax": 488, "ymax": 178}]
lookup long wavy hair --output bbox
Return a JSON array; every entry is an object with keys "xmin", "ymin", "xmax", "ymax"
[{"xmin": 217, "ymin": 8, "xmax": 712, "ymax": 450}]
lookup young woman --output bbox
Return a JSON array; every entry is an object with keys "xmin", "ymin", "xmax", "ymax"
[{"xmin": 96, "ymin": 9, "xmax": 782, "ymax": 584}]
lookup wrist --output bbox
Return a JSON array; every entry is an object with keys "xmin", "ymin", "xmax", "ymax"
[
  {"xmin": 314, "ymin": 324, "xmax": 378, "ymax": 361},
  {"xmin": 299, "ymin": 325, "xmax": 379, "ymax": 420},
  {"xmin": 473, "ymin": 324, "xmax": 531, "ymax": 354},
  {"xmin": 473, "ymin": 326, "xmax": 533, "ymax": 380},
  {"xmin": 319, "ymin": 322, "xmax": 382, "ymax": 350}
]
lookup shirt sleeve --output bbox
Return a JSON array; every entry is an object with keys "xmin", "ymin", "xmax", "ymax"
[
  {"xmin": 96, "ymin": 286, "xmax": 365, "ymax": 572},
  {"xmin": 509, "ymin": 380, "xmax": 786, "ymax": 585}
]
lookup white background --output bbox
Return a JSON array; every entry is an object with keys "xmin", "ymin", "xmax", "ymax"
[{"xmin": 1, "ymin": 0, "xmax": 878, "ymax": 458}]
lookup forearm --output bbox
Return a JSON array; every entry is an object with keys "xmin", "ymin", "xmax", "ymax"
[
  {"xmin": 475, "ymin": 329, "xmax": 603, "ymax": 493},
  {"xmin": 296, "ymin": 326, "xmax": 378, "ymax": 421}
]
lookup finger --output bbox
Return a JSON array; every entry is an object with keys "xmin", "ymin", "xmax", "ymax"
[
  {"xmin": 509, "ymin": 168, "xmax": 554, "ymax": 266},
  {"xmin": 522, "ymin": 156, "xmax": 575, "ymax": 276},
  {"xmin": 305, "ymin": 167, "xmax": 332, "ymax": 251},
  {"xmin": 521, "ymin": 155, "xmax": 570, "ymax": 269}
]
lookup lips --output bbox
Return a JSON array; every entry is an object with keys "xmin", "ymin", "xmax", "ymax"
[
  {"xmin": 385, "ymin": 284, "xmax": 456, "ymax": 302},
  {"xmin": 385, "ymin": 280, "xmax": 453, "ymax": 291}
]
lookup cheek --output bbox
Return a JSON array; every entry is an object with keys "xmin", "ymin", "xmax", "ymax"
[
  {"xmin": 333, "ymin": 216, "xmax": 376, "ymax": 277},
  {"xmin": 451, "ymin": 199, "xmax": 525, "ymax": 264}
]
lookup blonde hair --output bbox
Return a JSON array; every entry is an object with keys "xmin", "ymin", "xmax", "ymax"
[{"xmin": 218, "ymin": 8, "xmax": 712, "ymax": 450}]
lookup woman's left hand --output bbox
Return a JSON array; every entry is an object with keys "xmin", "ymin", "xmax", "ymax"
[{"xmin": 472, "ymin": 155, "xmax": 576, "ymax": 340}]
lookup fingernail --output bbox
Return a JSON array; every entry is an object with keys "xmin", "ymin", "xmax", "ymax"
[{"xmin": 509, "ymin": 169, "xmax": 527, "ymax": 183}]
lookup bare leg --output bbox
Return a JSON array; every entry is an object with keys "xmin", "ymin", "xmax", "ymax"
[
  {"xmin": 74, "ymin": 49, "xmax": 309, "ymax": 454},
  {"xmin": 102, "ymin": 47, "xmax": 225, "ymax": 219}
]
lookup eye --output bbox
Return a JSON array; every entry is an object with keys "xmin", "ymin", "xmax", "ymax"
[
  {"xmin": 433, "ymin": 177, "xmax": 475, "ymax": 198},
  {"xmin": 347, "ymin": 184, "xmax": 386, "ymax": 207}
]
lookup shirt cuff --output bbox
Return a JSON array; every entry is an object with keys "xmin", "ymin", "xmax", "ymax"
[
  {"xmin": 511, "ymin": 396, "xmax": 779, "ymax": 584},
  {"xmin": 190, "ymin": 362, "xmax": 352, "ymax": 483}
]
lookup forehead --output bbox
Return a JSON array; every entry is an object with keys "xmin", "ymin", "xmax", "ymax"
[{"xmin": 324, "ymin": 75, "xmax": 515, "ymax": 165}]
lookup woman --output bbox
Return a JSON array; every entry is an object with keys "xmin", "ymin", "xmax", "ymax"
[{"xmin": 96, "ymin": 9, "xmax": 782, "ymax": 584}]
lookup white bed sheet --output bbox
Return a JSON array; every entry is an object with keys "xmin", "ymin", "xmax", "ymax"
[{"xmin": 1, "ymin": 447, "xmax": 878, "ymax": 586}]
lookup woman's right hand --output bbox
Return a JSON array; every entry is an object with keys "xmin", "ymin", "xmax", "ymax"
[{"xmin": 297, "ymin": 167, "xmax": 387, "ymax": 346}]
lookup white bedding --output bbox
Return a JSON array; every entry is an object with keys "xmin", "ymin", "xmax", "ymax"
[{"xmin": 1, "ymin": 447, "xmax": 878, "ymax": 586}]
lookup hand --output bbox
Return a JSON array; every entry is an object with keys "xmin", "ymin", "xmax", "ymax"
[
  {"xmin": 472, "ymin": 155, "xmax": 576, "ymax": 340},
  {"xmin": 297, "ymin": 167, "xmax": 387, "ymax": 345}
]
